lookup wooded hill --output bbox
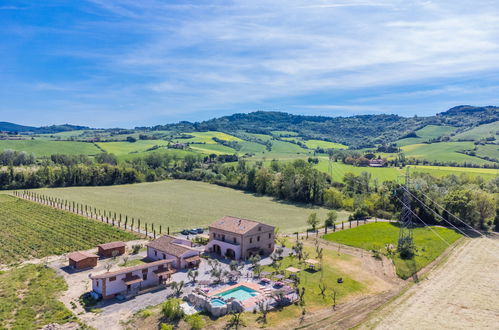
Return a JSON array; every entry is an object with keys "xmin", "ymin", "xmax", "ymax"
[
  {"xmin": 2, "ymin": 105, "xmax": 497, "ymax": 148},
  {"xmin": 143, "ymin": 105, "xmax": 499, "ymax": 148}
]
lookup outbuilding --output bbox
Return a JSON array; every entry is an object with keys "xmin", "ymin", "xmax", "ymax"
[
  {"xmin": 67, "ymin": 251, "xmax": 99, "ymax": 270},
  {"xmin": 97, "ymin": 241, "xmax": 126, "ymax": 258}
]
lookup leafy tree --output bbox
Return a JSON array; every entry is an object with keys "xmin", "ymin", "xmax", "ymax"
[
  {"xmin": 185, "ymin": 313, "xmax": 205, "ymax": 330},
  {"xmin": 161, "ymin": 298, "xmax": 184, "ymax": 321},
  {"xmin": 325, "ymin": 210, "xmax": 338, "ymax": 227},
  {"xmin": 307, "ymin": 212, "xmax": 319, "ymax": 231}
]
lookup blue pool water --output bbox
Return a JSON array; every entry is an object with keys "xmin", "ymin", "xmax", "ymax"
[
  {"xmin": 217, "ymin": 285, "xmax": 259, "ymax": 301},
  {"xmin": 210, "ymin": 298, "xmax": 226, "ymax": 306}
]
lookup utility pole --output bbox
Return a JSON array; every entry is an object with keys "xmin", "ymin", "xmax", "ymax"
[{"xmin": 398, "ymin": 169, "xmax": 413, "ymax": 251}]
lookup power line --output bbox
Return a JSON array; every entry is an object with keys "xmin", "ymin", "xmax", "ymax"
[
  {"xmin": 401, "ymin": 186, "xmax": 499, "ymax": 249},
  {"xmin": 400, "ymin": 186, "xmax": 472, "ymax": 239},
  {"xmin": 396, "ymin": 197, "xmax": 452, "ymax": 247}
]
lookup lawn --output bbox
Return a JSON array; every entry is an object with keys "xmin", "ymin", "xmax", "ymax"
[
  {"xmin": 323, "ymin": 222, "xmax": 462, "ymax": 279},
  {"xmin": 0, "ymin": 140, "xmax": 101, "ymax": 156},
  {"xmin": 31, "ymin": 180, "xmax": 349, "ymax": 233},
  {"xmin": 0, "ymin": 194, "xmax": 138, "ymax": 265},
  {"xmin": 0, "ymin": 264, "xmax": 76, "ymax": 329}
]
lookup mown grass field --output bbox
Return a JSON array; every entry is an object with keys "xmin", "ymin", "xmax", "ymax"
[
  {"xmin": 400, "ymin": 142, "xmax": 493, "ymax": 165},
  {"xmin": 0, "ymin": 194, "xmax": 137, "ymax": 265},
  {"xmin": 323, "ymin": 222, "xmax": 462, "ymax": 279},
  {"xmin": 396, "ymin": 125, "xmax": 457, "ymax": 146},
  {"xmin": 0, "ymin": 264, "xmax": 76, "ymax": 329},
  {"xmin": 0, "ymin": 140, "xmax": 101, "ymax": 156},
  {"xmin": 32, "ymin": 180, "xmax": 348, "ymax": 233}
]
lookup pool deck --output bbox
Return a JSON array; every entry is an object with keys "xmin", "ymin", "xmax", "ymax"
[{"xmin": 208, "ymin": 282, "xmax": 265, "ymax": 310}]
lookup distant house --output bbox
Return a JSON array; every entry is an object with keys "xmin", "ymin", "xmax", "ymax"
[
  {"xmin": 147, "ymin": 235, "xmax": 201, "ymax": 269},
  {"xmin": 369, "ymin": 159, "xmax": 386, "ymax": 167},
  {"xmin": 205, "ymin": 216, "xmax": 275, "ymax": 260},
  {"xmin": 97, "ymin": 241, "xmax": 126, "ymax": 258},
  {"xmin": 67, "ymin": 251, "xmax": 98, "ymax": 270},
  {"xmin": 169, "ymin": 142, "xmax": 187, "ymax": 149},
  {"xmin": 90, "ymin": 259, "xmax": 175, "ymax": 300}
]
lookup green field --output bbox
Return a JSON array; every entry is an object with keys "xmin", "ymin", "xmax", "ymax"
[
  {"xmin": 175, "ymin": 131, "xmax": 242, "ymax": 144},
  {"xmin": 96, "ymin": 140, "xmax": 170, "ymax": 155},
  {"xmin": 0, "ymin": 194, "xmax": 137, "ymax": 265},
  {"xmin": 474, "ymin": 144, "xmax": 499, "ymax": 160},
  {"xmin": 452, "ymin": 121, "xmax": 499, "ymax": 141},
  {"xmin": 0, "ymin": 140, "xmax": 101, "ymax": 156},
  {"xmin": 31, "ymin": 180, "xmax": 349, "ymax": 233},
  {"xmin": 409, "ymin": 165, "xmax": 499, "ymax": 179},
  {"xmin": 190, "ymin": 143, "xmax": 237, "ymax": 155},
  {"xmin": 315, "ymin": 159, "xmax": 404, "ymax": 182},
  {"xmin": 396, "ymin": 125, "xmax": 457, "ymax": 146},
  {"xmin": 323, "ymin": 222, "xmax": 462, "ymax": 279},
  {"xmin": 400, "ymin": 142, "xmax": 493, "ymax": 165},
  {"xmin": 0, "ymin": 264, "xmax": 76, "ymax": 329},
  {"xmin": 302, "ymin": 139, "xmax": 347, "ymax": 150}
]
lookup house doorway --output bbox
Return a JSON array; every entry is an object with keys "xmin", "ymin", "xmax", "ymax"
[
  {"xmin": 213, "ymin": 244, "xmax": 221, "ymax": 256},
  {"xmin": 225, "ymin": 248, "xmax": 236, "ymax": 259}
]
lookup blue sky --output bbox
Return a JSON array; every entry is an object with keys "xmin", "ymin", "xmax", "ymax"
[{"xmin": 1, "ymin": 0, "xmax": 499, "ymax": 128}]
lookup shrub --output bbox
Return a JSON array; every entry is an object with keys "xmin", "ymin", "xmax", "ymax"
[
  {"xmin": 185, "ymin": 313, "xmax": 205, "ymax": 330},
  {"xmin": 160, "ymin": 324, "xmax": 173, "ymax": 330},
  {"xmin": 131, "ymin": 244, "xmax": 142, "ymax": 254},
  {"xmin": 162, "ymin": 298, "xmax": 184, "ymax": 321}
]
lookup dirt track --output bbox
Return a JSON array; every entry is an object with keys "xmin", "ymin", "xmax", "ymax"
[{"xmin": 361, "ymin": 237, "xmax": 499, "ymax": 330}]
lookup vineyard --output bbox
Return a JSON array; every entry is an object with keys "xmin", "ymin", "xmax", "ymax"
[{"xmin": 0, "ymin": 194, "xmax": 138, "ymax": 266}]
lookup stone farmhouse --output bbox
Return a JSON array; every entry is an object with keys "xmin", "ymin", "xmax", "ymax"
[
  {"xmin": 205, "ymin": 216, "xmax": 275, "ymax": 260},
  {"xmin": 90, "ymin": 259, "xmax": 175, "ymax": 299},
  {"xmin": 146, "ymin": 235, "xmax": 201, "ymax": 268}
]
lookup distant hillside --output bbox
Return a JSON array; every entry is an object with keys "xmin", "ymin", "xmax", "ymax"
[
  {"xmin": 144, "ymin": 105, "xmax": 499, "ymax": 148},
  {"xmin": 0, "ymin": 122, "xmax": 89, "ymax": 134}
]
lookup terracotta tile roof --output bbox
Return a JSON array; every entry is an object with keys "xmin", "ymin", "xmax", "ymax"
[
  {"xmin": 67, "ymin": 251, "xmax": 98, "ymax": 262},
  {"xmin": 90, "ymin": 259, "xmax": 174, "ymax": 279},
  {"xmin": 209, "ymin": 216, "xmax": 274, "ymax": 235},
  {"xmin": 146, "ymin": 235, "xmax": 198, "ymax": 257},
  {"xmin": 97, "ymin": 241, "xmax": 126, "ymax": 250}
]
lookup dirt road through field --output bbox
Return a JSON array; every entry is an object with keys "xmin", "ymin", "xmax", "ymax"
[{"xmin": 361, "ymin": 237, "xmax": 499, "ymax": 329}]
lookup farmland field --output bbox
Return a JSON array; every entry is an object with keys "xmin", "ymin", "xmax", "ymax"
[
  {"xmin": 175, "ymin": 131, "xmax": 242, "ymax": 144},
  {"xmin": 452, "ymin": 121, "xmax": 499, "ymax": 141},
  {"xmin": 0, "ymin": 264, "xmax": 76, "ymax": 329},
  {"xmin": 0, "ymin": 140, "xmax": 101, "ymax": 156},
  {"xmin": 96, "ymin": 140, "xmax": 170, "ymax": 155},
  {"xmin": 0, "ymin": 194, "xmax": 137, "ymax": 265},
  {"xmin": 323, "ymin": 222, "xmax": 462, "ymax": 279},
  {"xmin": 400, "ymin": 142, "xmax": 493, "ymax": 165},
  {"xmin": 302, "ymin": 139, "xmax": 347, "ymax": 149},
  {"xmin": 31, "ymin": 180, "xmax": 348, "ymax": 233},
  {"xmin": 410, "ymin": 165, "xmax": 499, "ymax": 179},
  {"xmin": 474, "ymin": 143, "xmax": 499, "ymax": 160},
  {"xmin": 396, "ymin": 125, "xmax": 457, "ymax": 146}
]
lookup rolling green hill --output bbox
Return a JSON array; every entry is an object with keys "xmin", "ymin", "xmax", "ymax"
[
  {"xmin": 396, "ymin": 125, "xmax": 457, "ymax": 146},
  {"xmin": 452, "ymin": 121, "xmax": 499, "ymax": 141},
  {"xmin": 400, "ymin": 142, "xmax": 493, "ymax": 165}
]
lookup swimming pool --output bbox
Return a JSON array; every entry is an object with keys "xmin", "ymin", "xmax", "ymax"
[
  {"xmin": 217, "ymin": 285, "xmax": 259, "ymax": 301},
  {"xmin": 210, "ymin": 298, "xmax": 226, "ymax": 307}
]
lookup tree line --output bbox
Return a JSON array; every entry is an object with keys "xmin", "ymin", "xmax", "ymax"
[{"xmin": 1, "ymin": 151, "xmax": 497, "ymax": 231}]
